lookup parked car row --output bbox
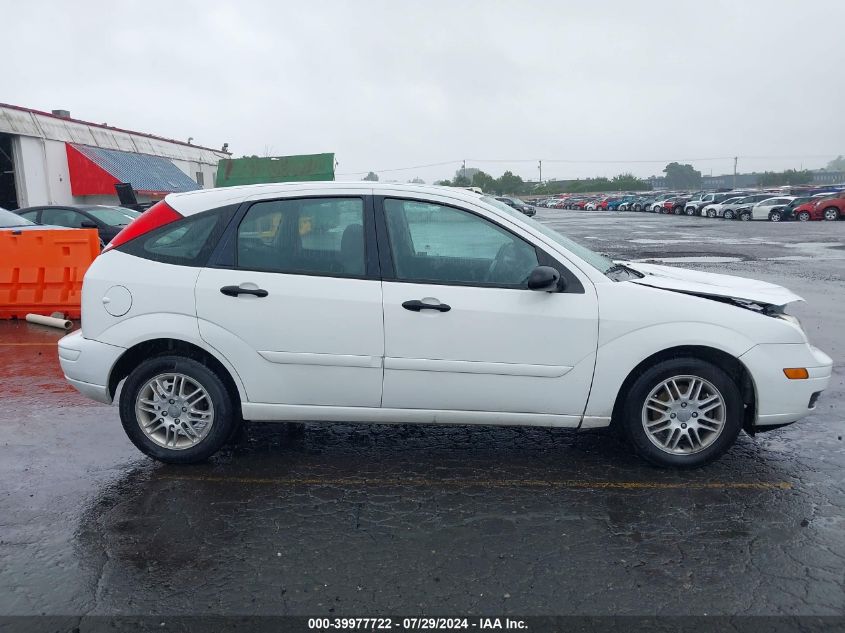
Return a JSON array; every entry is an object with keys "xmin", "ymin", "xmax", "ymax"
[
  {"xmin": 696, "ymin": 190, "xmax": 845, "ymax": 222},
  {"xmin": 4, "ymin": 204, "xmax": 142, "ymax": 246},
  {"xmin": 533, "ymin": 187, "xmax": 845, "ymax": 222}
]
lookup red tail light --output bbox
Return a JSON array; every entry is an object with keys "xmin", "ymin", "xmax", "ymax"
[{"xmin": 103, "ymin": 201, "xmax": 182, "ymax": 252}]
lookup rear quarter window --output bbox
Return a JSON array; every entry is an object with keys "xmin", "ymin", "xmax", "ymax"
[{"xmin": 117, "ymin": 206, "xmax": 237, "ymax": 267}]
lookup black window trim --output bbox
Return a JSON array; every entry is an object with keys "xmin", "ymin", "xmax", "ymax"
[
  {"xmin": 373, "ymin": 195, "xmax": 584, "ymax": 294},
  {"xmin": 117, "ymin": 204, "xmax": 239, "ymax": 268},
  {"xmin": 208, "ymin": 194, "xmax": 381, "ymax": 281}
]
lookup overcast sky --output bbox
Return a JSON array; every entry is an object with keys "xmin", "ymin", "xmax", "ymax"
[{"xmin": 5, "ymin": 0, "xmax": 845, "ymax": 183}]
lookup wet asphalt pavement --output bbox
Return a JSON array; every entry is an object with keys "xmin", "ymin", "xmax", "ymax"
[{"xmin": 0, "ymin": 210, "xmax": 843, "ymax": 621}]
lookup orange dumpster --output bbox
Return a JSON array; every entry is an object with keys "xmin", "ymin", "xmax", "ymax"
[{"xmin": 0, "ymin": 228, "xmax": 100, "ymax": 319}]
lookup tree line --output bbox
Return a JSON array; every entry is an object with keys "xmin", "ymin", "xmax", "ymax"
[
  {"xmin": 360, "ymin": 156, "xmax": 845, "ymax": 194},
  {"xmin": 434, "ymin": 169, "xmax": 652, "ymax": 195}
]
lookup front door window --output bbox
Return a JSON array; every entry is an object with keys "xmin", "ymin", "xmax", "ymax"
[{"xmin": 383, "ymin": 199, "xmax": 538, "ymax": 287}]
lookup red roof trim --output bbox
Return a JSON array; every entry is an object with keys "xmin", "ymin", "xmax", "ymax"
[{"xmin": 0, "ymin": 102, "xmax": 230, "ymax": 155}]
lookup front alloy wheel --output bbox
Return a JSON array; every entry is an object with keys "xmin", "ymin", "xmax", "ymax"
[
  {"xmin": 740, "ymin": 212, "xmax": 751, "ymax": 221},
  {"xmin": 724, "ymin": 210, "xmax": 735, "ymax": 220},
  {"xmin": 798, "ymin": 211, "xmax": 810, "ymax": 221},
  {"xmin": 641, "ymin": 376, "xmax": 726, "ymax": 455},
  {"xmin": 618, "ymin": 357, "xmax": 743, "ymax": 468}
]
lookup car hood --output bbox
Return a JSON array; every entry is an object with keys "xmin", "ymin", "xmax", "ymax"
[{"xmin": 623, "ymin": 262, "xmax": 803, "ymax": 307}]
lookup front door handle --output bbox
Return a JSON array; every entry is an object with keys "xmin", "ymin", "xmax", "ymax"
[
  {"xmin": 402, "ymin": 299, "xmax": 451, "ymax": 313},
  {"xmin": 220, "ymin": 285, "xmax": 269, "ymax": 298}
]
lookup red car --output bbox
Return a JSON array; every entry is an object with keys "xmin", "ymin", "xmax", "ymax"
[
  {"xmin": 814, "ymin": 191, "xmax": 845, "ymax": 221},
  {"xmin": 794, "ymin": 192, "xmax": 845, "ymax": 221},
  {"xmin": 598, "ymin": 197, "xmax": 619, "ymax": 210}
]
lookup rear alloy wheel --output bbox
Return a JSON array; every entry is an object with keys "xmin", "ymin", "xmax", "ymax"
[
  {"xmin": 119, "ymin": 355, "xmax": 238, "ymax": 463},
  {"xmin": 769, "ymin": 210, "xmax": 782, "ymax": 222},
  {"xmin": 686, "ymin": 207, "xmax": 696, "ymax": 216},
  {"xmin": 618, "ymin": 357, "xmax": 743, "ymax": 468},
  {"xmin": 740, "ymin": 211, "xmax": 752, "ymax": 221},
  {"xmin": 724, "ymin": 209, "xmax": 735, "ymax": 220},
  {"xmin": 674, "ymin": 206, "xmax": 683, "ymax": 215},
  {"xmin": 798, "ymin": 211, "xmax": 810, "ymax": 221},
  {"xmin": 823, "ymin": 207, "xmax": 839, "ymax": 221}
]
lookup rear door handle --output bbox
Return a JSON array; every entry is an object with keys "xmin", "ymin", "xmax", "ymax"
[
  {"xmin": 220, "ymin": 285, "xmax": 269, "ymax": 298},
  {"xmin": 402, "ymin": 299, "xmax": 451, "ymax": 312}
]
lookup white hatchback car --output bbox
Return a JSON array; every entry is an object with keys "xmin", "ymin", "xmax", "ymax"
[
  {"xmin": 59, "ymin": 183, "xmax": 832, "ymax": 468},
  {"xmin": 749, "ymin": 197, "xmax": 796, "ymax": 221}
]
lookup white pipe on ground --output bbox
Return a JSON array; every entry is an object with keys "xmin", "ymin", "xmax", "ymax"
[{"xmin": 25, "ymin": 313, "xmax": 72, "ymax": 330}]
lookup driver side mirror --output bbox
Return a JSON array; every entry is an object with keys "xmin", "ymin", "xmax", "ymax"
[
  {"xmin": 527, "ymin": 265, "xmax": 563, "ymax": 292},
  {"xmin": 80, "ymin": 221, "xmax": 98, "ymax": 229}
]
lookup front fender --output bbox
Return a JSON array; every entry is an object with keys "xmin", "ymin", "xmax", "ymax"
[{"xmin": 584, "ymin": 321, "xmax": 757, "ymax": 419}]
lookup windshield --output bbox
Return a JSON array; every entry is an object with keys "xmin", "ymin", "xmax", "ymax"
[
  {"xmin": 83, "ymin": 206, "xmax": 134, "ymax": 226},
  {"xmin": 0, "ymin": 209, "xmax": 35, "ymax": 228},
  {"xmin": 481, "ymin": 196, "xmax": 615, "ymax": 274}
]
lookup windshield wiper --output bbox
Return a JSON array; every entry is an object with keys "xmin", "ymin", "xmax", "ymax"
[{"xmin": 605, "ymin": 262, "xmax": 643, "ymax": 278}]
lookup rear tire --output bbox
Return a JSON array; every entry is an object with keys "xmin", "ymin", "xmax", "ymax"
[
  {"xmin": 686, "ymin": 207, "xmax": 696, "ymax": 216},
  {"xmin": 769, "ymin": 210, "xmax": 782, "ymax": 222},
  {"xmin": 617, "ymin": 357, "xmax": 744, "ymax": 468},
  {"xmin": 823, "ymin": 207, "xmax": 839, "ymax": 221},
  {"xmin": 724, "ymin": 210, "xmax": 735, "ymax": 220},
  {"xmin": 119, "ymin": 355, "xmax": 238, "ymax": 464},
  {"xmin": 740, "ymin": 211, "xmax": 751, "ymax": 221}
]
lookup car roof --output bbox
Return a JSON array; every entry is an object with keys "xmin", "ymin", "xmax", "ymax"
[{"xmin": 165, "ymin": 182, "xmax": 490, "ymax": 216}]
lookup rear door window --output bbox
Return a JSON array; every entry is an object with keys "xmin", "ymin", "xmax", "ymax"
[
  {"xmin": 236, "ymin": 197, "xmax": 366, "ymax": 277},
  {"xmin": 41, "ymin": 208, "xmax": 87, "ymax": 228}
]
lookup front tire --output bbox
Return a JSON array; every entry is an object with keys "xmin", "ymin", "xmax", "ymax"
[
  {"xmin": 617, "ymin": 357, "xmax": 743, "ymax": 468},
  {"xmin": 739, "ymin": 211, "xmax": 751, "ymax": 221},
  {"xmin": 119, "ymin": 355, "xmax": 238, "ymax": 464},
  {"xmin": 724, "ymin": 209, "xmax": 735, "ymax": 220}
]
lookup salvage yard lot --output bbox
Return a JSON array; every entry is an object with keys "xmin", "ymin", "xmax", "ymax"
[{"xmin": 0, "ymin": 210, "xmax": 843, "ymax": 616}]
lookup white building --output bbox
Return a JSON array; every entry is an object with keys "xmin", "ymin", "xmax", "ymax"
[{"xmin": 0, "ymin": 103, "xmax": 230, "ymax": 210}]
